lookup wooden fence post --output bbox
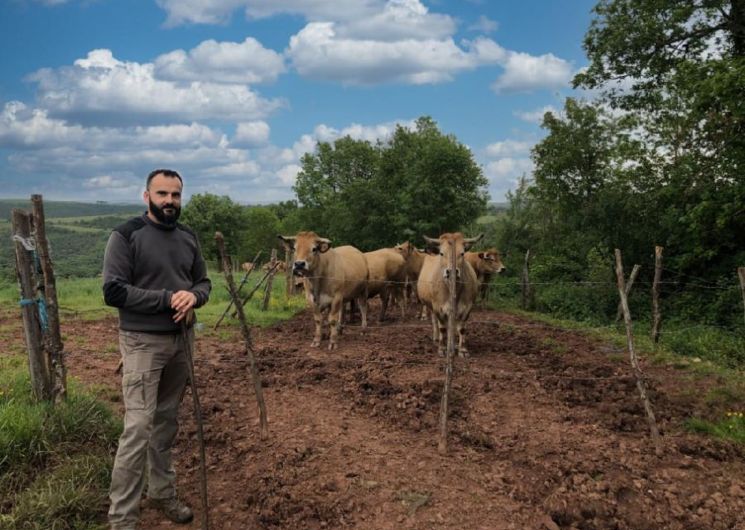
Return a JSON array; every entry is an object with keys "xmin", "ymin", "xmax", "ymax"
[
  {"xmin": 615, "ymin": 249, "xmax": 663, "ymax": 456},
  {"xmin": 12, "ymin": 209, "xmax": 52, "ymax": 401},
  {"xmin": 31, "ymin": 195, "xmax": 67, "ymax": 403},
  {"xmin": 262, "ymin": 249, "xmax": 277, "ymax": 311},
  {"xmin": 438, "ymin": 240, "xmax": 457, "ymax": 455},
  {"xmin": 215, "ymin": 232, "xmax": 269, "ymax": 440},
  {"xmin": 738, "ymin": 267, "xmax": 745, "ymax": 328},
  {"xmin": 521, "ymin": 249, "xmax": 532, "ymax": 310},
  {"xmin": 283, "ymin": 242, "xmax": 295, "ymax": 297},
  {"xmin": 651, "ymin": 246, "xmax": 663, "ymax": 344},
  {"xmin": 615, "ymin": 264, "xmax": 641, "ymax": 323}
]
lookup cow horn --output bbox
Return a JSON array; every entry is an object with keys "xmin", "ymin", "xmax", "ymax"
[
  {"xmin": 277, "ymin": 235, "xmax": 296, "ymax": 242},
  {"xmin": 463, "ymin": 233, "xmax": 484, "ymax": 245},
  {"xmin": 423, "ymin": 235, "xmax": 440, "ymax": 247}
]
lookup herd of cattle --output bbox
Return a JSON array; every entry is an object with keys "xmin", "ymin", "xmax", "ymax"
[{"xmin": 260, "ymin": 231, "xmax": 506, "ymax": 356}]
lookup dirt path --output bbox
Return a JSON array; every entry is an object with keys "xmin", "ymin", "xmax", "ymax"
[{"xmin": 37, "ymin": 306, "xmax": 745, "ymax": 529}]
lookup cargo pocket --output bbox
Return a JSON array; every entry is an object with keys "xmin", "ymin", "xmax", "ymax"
[{"xmin": 122, "ymin": 372, "xmax": 145, "ymax": 410}]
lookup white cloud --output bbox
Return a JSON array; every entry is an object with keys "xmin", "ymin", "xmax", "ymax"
[
  {"xmin": 83, "ymin": 175, "xmax": 133, "ymax": 189},
  {"xmin": 485, "ymin": 139, "xmax": 533, "ymax": 158},
  {"xmin": 287, "ymin": 23, "xmax": 502, "ymax": 85},
  {"xmin": 468, "ymin": 15, "xmax": 498, "ymax": 33},
  {"xmin": 514, "ymin": 105, "xmax": 559, "ymax": 124},
  {"xmin": 154, "ymin": 38, "xmax": 285, "ymax": 84},
  {"xmin": 155, "ymin": 0, "xmax": 382, "ymax": 26},
  {"xmin": 277, "ymin": 164, "xmax": 301, "ymax": 186},
  {"xmin": 232, "ymin": 121, "xmax": 270, "ymax": 147},
  {"xmin": 491, "ymin": 51, "xmax": 573, "ymax": 93},
  {"xmin": 28, "ymin": 49, "xmax": 284, "ymax": 125},
  {"xmin": 485, "ymin": 157, "xmax": 534, "ymax": 179},
  {"xmin": 336, "ymin": 0, "xmax": 456, "ymax": 41}
]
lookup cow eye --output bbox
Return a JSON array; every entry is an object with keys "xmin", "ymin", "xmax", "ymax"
[{"xmin": 312, "ymin": 246, "xmax": 319, "ymax": 253}]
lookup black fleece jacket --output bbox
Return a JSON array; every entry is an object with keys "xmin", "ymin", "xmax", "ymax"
[{"xmin": 102, "ymin": 214, "xmax": 211, "ymax": 332}]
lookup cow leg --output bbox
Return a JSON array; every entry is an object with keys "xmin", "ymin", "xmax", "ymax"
[
  {"xmin": 358, "ymin": 294, "xmax": 368, "ymax": 330},
  {"xmin": 327, "ymin": 297, "xmax": 344, "ymax": 350},
  {"xmin": 311, "ymin": 307, "xmax": 323, "ymax": 348},
  {"xmin": 457, "ymin": 322, "xmax": 468, "ymax": 357},
  {"xmin": 430, "ymin": 311, "xmax": 439, "ymax": 343},
  {"xmin": 379, "ymin": 290, "xmax": 389, "ymax": 323},
  {"xmin": 437, "ymin": 315, "xmax": 447, "ymax": 356}
]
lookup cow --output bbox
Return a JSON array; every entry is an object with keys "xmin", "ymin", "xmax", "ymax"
[
  {"xmin": 363, "ymin": 248, "xmax": 407, "ymax": 321},
  {"xmin": 393, "ymin": 241, "xmax": 428, "ymax": 318},
  {"xmin": 465, "ymin": 248, "xmax": 506, "ymax": 302},
  {"xmin": 240, "ymin": 262, "xmax": 255, "ymax": 274},
  {"xmin": 278, "ymin": 231, "xmax": 368, "ymax": 350},
  {"xmin": 416, "ymin": 232, "xmax": 483, "ymax": 356},
  {"xmin": 262, "ymin": 260, "xmax": 287, "ymax": 273}
]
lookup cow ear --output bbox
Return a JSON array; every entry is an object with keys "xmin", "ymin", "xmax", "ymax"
[
  {"xmin": 278, "ymin": 235, "xmax": 295, "ymax": 250},
  {"xmin": 318, "ymin": 238, "xmax": 332, "ymax": 253}
]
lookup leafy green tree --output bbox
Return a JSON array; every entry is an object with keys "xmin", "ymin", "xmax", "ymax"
[
  {"xmin": 240, "ymin": 206, "xmax": 282, "ymax": 264},
  {"xmin": 181, "ymin": 193, "xmax": 248, "ymax": 264}
]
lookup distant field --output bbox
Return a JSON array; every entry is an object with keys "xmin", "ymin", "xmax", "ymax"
[{"xmin": 0, "ymin": 199, "xmax": 139, "ymax": 220}]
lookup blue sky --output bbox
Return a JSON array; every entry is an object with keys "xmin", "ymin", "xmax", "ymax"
[{"xmin": 0, "ymin": 0, "xmax": 598, "ymax": 205}]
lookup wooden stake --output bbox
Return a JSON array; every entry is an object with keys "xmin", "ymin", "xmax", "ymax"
[
  {"xmin": 31, "ymin": 194, "xmax": 67, "ymax": 403},
  {"xmin": 262, "ymin": 249, "xmax": 278, "ymax": 311},
  {"xmin": 615, "ymin": 264, "xmax": 641, "ymax": 323},
  {"xmin": 651, "ymin": 246, "xmax": 663, "ymax": 344},
  {"xmin": 12, "ymin": 209, "xmax": 51, "ymax": 401},
  {"xmin": 215, "ymin": 232, "xmax": 269, "ymax": 439},
  {"xmin": 214, "ymin": 250, "xmax": 262, "ymax": 329},
  {"xmin": 521, "ymin": 249, "xmax": 532, "ymax": 310},
  {"xmin": 615, "ymin": 249, "xmax": 663, "ymax": 456},
  {"xmin": 738, "ymin": 267, "xmax": 745, "ymax": 328},
  {"xmin": 283, "ymin": 241, "xmax": 295, "ymax": 297},
  {"xmin": 438, "ymin": 240, "xmax": 457, "ymax": 455}
]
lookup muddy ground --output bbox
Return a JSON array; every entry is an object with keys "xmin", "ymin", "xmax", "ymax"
[{"xmin": 19, "ymin": 303, "xmax": 745, "ymax": 529}]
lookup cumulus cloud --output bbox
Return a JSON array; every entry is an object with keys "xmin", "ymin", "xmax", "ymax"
[
  {"xmin": 287, "ymin": 24, "xmax": 503, "ymax": 85},
  {"xmin": 491, "ymin": 51, "xmax": 573, "ymax": 93},
  {"xmin": 485, "ymin": 139, "xmax": 533, "ymax": 158},
  {"xmin": 277, "ymin": 164, "xmax": 301, "ymax": 186},
  {"xmin": 468, "ymin": 15, "xmax": 498, "ymax": 33},
  {"xmin": 154, "ymin": 38, "xmax": 285, "ymax": 84},
  {"xmin": 155, "ymin": 0, "xmax": 382, "ymax": 26},
  {"xmin": 232, "ymin": 121, "xmax": 270, "ymax": 147},
  {"xmin": 514, "ymin": 105, "xmax": 559, "ymax": 124},
  {"xmin": 336, "ymin": 0, "xmax": 456, "ymax": 41},
  {"xmin": 28, "ymin": 49, "xmax": 284, "ymax": 125}
]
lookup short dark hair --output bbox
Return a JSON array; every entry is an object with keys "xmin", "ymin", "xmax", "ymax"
[{"xmin": 146, "ymin": 169, "xmax": 183, "ymax": 189}]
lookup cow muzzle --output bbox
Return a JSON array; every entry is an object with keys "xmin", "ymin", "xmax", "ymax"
[
  {"xmin": 293, "ymin": 260, "xmax": 309, "ymax": 277},
  {"xmin": 443, "ymin": 268, "xmax": 461, "ymax": 280}
]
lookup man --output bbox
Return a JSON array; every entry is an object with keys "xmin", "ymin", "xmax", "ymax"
[{"xmin": 102, "ymin": 169, "xmax": 212, "ymax": 530}]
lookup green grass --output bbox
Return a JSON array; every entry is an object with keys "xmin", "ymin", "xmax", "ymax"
[
  {"xmin": 686, "ymin": 412, "xmax": 745, "ymax": 445},
  {"xmin": 0, "ymin": 356, "xmax": 120, "ymax": 530}
]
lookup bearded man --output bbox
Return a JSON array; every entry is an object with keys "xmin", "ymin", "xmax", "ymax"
[{"xmin": 102, "ymin": 169, "xmax": 211, "ymax": 530}]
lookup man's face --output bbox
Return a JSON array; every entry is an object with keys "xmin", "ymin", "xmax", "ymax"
[{"xmin": 144, "ymin": 173, "xmax": 182, "ymax": 225}]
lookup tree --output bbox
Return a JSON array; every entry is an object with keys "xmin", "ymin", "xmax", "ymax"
[{"xmin": 181, "ymin": 194, "xmax": 248, "ymax": 264}]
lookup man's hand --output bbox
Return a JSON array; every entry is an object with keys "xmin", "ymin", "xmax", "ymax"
[{"xmin": 171, "ymin": 290, "xmax": 197, "ymax": 323}]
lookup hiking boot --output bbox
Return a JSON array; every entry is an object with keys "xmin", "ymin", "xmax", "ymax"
[{"xmin": 150, "ymin": 497, "xmax": 194, "ymax": 524}]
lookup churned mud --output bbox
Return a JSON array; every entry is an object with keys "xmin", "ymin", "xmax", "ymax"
[{"xmin": 12, "ymin": 302, "xmax": 745, "ymax": 529}]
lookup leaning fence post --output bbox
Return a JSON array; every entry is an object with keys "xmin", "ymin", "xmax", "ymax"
[
  {"xmin": 438, "ymin": 240, "xmax": 457, "ymax": 455},
  {"xmin": 615, "ymin": 264, "xmax": 641, "ymax": 323},
  {"xmin": 215, "ymin": 232, "xmax": 269, "ymax": 440},
  {"xmin": 262, "ymin": 249, "xmax": 278, "ymax": 311},
  {"xmin": 738, "ymin": 267, "xmax": 745, "ymax": 328},
  {"xmin": 615, "ymin": 249, "xmax": 663, "ymax": 456},
  {"xmin": 521, "ymin": 249, "xmax": 532, "ymax": 310},
  {"xmin": 283, "ymin": 241, "xmax": 295, "ymax": 297},
  {"xmin": 12, "ymin": 209, "xmax": 52, "ymax": 401},
  {"xmin": 31, "ymin": 195, "xmax": 67, "ymax": 403},
  {"xmin": 651, "ymin": 246, "xmax": 663, "ymax": 344}
]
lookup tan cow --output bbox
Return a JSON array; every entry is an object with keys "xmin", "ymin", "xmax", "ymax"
[
  {"xmin": 240, "ymin": 262, "xmax": 255, "ymax": 274},
  {"xmin": 364, "ymin": 248, "xmax": 407, "ymax": 321},
  {"xmin": 393, "ymin": 241, "xmax": 428, "ymax": 318},
  {"xmin": 278, "ymin": 232, "xmax": 368, "ymax": 350},
  {"xmin": 262, "ymin": 261, "xmax": 287, "ymax": 273},
  {"xmin": 465, "ymin": 248, "xmax": 506, "ymax": 301},
  {"xmin": 417, "ymin": 232, "xmax": 482, "ymax": 356}
]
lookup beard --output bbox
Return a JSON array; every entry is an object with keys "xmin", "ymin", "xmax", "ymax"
[{"xmin": 149, "ymin": 199, "xmax": 181, "ymax": 225}]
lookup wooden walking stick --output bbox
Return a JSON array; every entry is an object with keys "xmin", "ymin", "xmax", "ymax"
[{"xmin": 180, "ymin": 318, "xmax": 210, "ymax": 530}]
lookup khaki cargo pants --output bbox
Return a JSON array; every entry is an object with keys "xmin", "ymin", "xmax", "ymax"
[{"xmin": 108, "ymin": 328, "xmax": 193, "ymax": 528}]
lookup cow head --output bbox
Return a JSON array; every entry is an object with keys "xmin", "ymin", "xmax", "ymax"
[
  {"xmin": 477, "ymin": 248, "xmax": 506, "ymax": 274},
  {"xmin": 393, "ymin": 241, "xmax": 414, "ymax": 260},
  {"xmin": 423, "ymin": 232, "xmax": 483, "ymax": 280},
  {"xmin": 278, "ymin": 231, "xmax": 331, "ymax": 277}
]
